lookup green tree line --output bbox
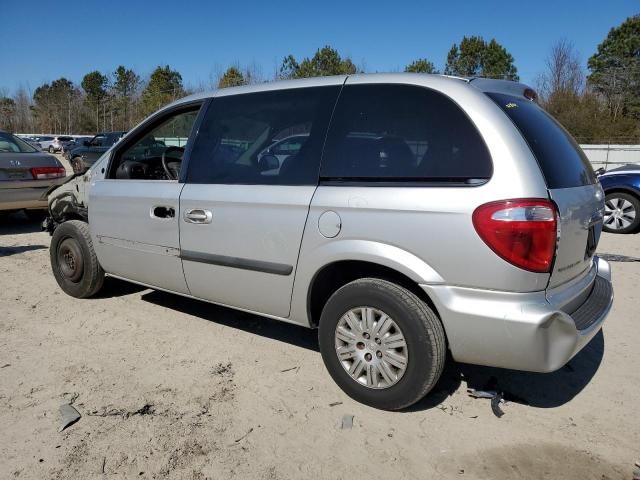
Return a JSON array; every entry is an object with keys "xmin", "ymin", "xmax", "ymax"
[{"xmin": 0, "ymin": 16, "xmax": 638, "ymax": 143}]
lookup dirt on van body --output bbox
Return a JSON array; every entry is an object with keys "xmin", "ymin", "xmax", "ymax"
[{"xmin": 1, "ymin": 208, "xmax": 639, "ymax": 479}]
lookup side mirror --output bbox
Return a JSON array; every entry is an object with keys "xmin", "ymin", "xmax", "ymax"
[{"xmin": 258, "ymin": 154, "xmax": 279, "ymax": 171}]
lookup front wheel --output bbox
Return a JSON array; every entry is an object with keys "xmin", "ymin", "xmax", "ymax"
[
  {"xmin": 603, "ymin": 192, "xmax": 640, "ymax": 234},
  {"xmin": 318, "ymin": 278, "xmax": 446, "ymax": 410},
  {"xmin": 50, "ymin": 220, "xmax": 104, "ymax": 298},
  {"xmin": 48, "ymin": 146, "xmax": 54, "ymax": 153}
]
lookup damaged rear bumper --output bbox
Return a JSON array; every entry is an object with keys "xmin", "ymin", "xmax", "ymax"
[{"xmin": 421, "ymin": 256, "xmax": 613, "ymax": 373}]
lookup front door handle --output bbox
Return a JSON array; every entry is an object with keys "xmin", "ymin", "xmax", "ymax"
[{"xmin": 184, "ymin": 208, "xmax": 212, "ymax": 224}]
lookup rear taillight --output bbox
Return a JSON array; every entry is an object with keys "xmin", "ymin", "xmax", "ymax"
[
  {"xmin": 472, "ymin": 199, "xmax": 557, "ymax": 273},
  {"xmin": 31, "ymin": 166, "xmax": 66, "ymax": 180}
]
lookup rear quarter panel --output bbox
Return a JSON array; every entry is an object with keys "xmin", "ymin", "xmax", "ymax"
[{"xmin": 289, "ymin": 75, "xmax": 552, "ymax": 326}]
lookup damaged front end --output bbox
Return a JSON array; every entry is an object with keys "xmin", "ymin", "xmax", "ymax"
[{"xmin": 41, "ymin": 172, "xmax": 89, "ymax": 235}]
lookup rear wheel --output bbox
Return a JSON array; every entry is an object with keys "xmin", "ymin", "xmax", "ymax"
[
  {"xmin": 50, "ymin": 220, "xmax": 104, "ymax": 298},
  {"xmin": 318, "ymin": 278, "xmax": 446, "ymax": 410},
  {"xmin": 603, "ymin": 192, "xmax": 640, "ymax": 234}
]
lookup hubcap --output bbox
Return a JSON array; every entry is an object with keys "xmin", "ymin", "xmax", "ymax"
[
  {"xmin": 604, "ymin": 197, "xmax": 636, "ymax": 230},
  {"xmin": 57, "ymin": 238, "xmax": 84, "ymax": 282},
  {"xmin": 334, "ymin": 307, "xmax": 408, "ymax": 389}
]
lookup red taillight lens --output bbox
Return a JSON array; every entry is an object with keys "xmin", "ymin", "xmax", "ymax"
[
  {"xmin": 31, "ymin": 166, "xmax": 66, "ymax": 180},
  {"xmin": 472, "ymin": 199, "xmax": 557, "ymax": 273}
]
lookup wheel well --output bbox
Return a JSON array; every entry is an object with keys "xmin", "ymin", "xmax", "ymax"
[
  {"xmin": 307, "ymin": 260, "xmax": 439, "ymax": 328},
  {"xmin": 605, "ymin": 187, "xmax": 640, "ymax": 199}
]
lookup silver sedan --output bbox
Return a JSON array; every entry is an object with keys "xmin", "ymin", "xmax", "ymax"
[{"xmin": 0, "ymin": 131, "xmax": 67, "ymax": 219}]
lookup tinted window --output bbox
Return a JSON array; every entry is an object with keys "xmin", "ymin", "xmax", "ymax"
[
  {"xmin": 487, "ymin": 93, "xmax": 596, "ymax": 189},
  {"xmin": 0, "ymin": 132, "xmax": 37, "ymax": 153},
  {"xmin": 187, "ymin": 86, "xmax": 340, "ymax": 185},
  {"xmin": 321, "ymin": 84, "xmax": 492, "ymax": 182},
  {"xmin": 271, "ymin": 135, "xmax": 308, "ymax": 156}
]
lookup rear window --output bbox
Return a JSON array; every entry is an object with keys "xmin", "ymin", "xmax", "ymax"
[
  {"xmin": 487, "ymin": 92, "xmax": 596, "ymax": 189},
  {"xmin": 321, "ymin": 84, "xmax": 492, "ymax": 183},
  {"xmin": 0, "ymin": 132, "xmax": 37, "ymax": 153}
]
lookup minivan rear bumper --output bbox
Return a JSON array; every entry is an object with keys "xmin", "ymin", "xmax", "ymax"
[{"xmin": 421, "ymin": 256, "xmax": 613, "ymax": 373}]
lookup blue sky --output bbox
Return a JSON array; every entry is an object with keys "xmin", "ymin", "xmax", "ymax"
[{"xmin": 0, "ymin": 0, "xmax": 637, "ymax": 94}]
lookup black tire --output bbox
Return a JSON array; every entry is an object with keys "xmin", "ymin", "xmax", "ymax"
[
  {"xmin": 603, "ymin": 192, "xmax": 640, "ymax": 234},
  {"xmin": 50, "ymin": 220, "xmax": 104, "ymax": 298},
  {"xmin": 48, "ymin": 146, "xmax": 54, "ymax": 153},
  {"xmin": 318, "ymin": 278, "xmax": 446, "ymax": 410},
  {"xmin": 24, "ymin": 209, "xmax": 48, "ymax": 222}
]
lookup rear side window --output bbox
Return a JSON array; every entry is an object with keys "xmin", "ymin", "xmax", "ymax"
[
  {"xmin": 487, "ymin": 92, "xmax": 596, "ymax": 189},
  {"xmin": 187, "ymin": 86, "xmax": 340, "ymax": 185},
  {"xmin": 321, "ymin": 84, "xmax": 492, "ymax": 182}
]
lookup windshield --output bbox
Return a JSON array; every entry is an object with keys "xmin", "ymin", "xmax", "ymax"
[{"xmin": 0, "ymin": 132, "xmax": 38, "ymax": 153}]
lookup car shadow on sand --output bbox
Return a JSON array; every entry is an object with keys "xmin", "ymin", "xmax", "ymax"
[
  {"xmin": 0, "ymin": 244, "xmax": 47, "ymax": 257},
  {"xmin": 135, "ymin": 282, "xmax": 604, "ymax": 411},
  {"xmin": 0, "ymin": 212, "xmax": 45, "ymax": 235},
  {"xmin": 140, "ymin": 288, "xmax": 320, "ymax": 352},
  {"xmin": 408, "ymin": 330, "xmax": 605, "ymax": 411}
]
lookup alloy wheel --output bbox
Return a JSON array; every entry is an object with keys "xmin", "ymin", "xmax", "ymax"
[{"xmin": 604, "ymin": 196, "xmax": 636, "ymax": 231}]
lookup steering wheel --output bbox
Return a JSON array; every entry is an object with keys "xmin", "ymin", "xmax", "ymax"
[{"xmin": 161, "ymin": 146, "xmax": 185, "ymax": 180}]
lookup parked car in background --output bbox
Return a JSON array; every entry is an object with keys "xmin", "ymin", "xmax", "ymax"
[
  {"xmin": 68, "ymin": 131, "xmax": 127, "ymax": 174},
  {"xmin": 0, "ymin": 130, "xmax": 66, "ymax": 219},
  {"xmin": 45, "ymin": 74, "xmax": 613, "ymax": 410},
  {"xmin": 47, "ymin": 136, "xmax": 74, "ymax": 154},
  {"xmin": 61, "ymin": 137, "xmax": 91, "ymax": 159},
  {"xmin": 34, "ymin": 135, "xmax": 55, "ymax": 151},
  {"xmin": 597, "ymin": 164, "xmax": 640, "ymax": 233},
  {"xmin": 22, "ymin": 137, "xmax": 43, "ymax": 151}
]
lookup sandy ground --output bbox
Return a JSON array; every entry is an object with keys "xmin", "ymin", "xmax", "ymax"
[{"xmin": 1, "ymin": 175, "xmax": 639, "ymax": 478}]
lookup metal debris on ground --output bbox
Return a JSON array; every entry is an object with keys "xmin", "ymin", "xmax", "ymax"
[
  {"xmin": 467, "ymin": 389, "xmax": 497, "ymax": 399},
  {"xmin": 234, "ymin": 427, "xmax": 254, "ymax": 443},
  {"xmin": 467, "ymin": 388, "xmax": 506, "ymax": 418},
  {"xmin": 58, "ymin": 404, "xmax": 81, "ymax": 432},
  {"xmin": 280, "ymin": 366, "xmax": 299, "ymax": 373},
  {"xmin": 341, "ymin": 414, "xmax": 354, "ymax": 430},
  {"xmin": 490, "ymin": 393, "xmax": 505, "ymax": 418}
]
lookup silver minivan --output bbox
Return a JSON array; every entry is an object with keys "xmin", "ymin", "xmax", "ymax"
[{"xmin": 46, "ymin": 74, "xmax": 613, "ymax": 410}]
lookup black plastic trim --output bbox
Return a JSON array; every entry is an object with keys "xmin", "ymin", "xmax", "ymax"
[
  {"xmin": 180, "ymin": 250, "xmax": 293, "ymax": 276},
  {"xmin": 319, "ymin": 177, "xmax": 489, "ymax": 187}
]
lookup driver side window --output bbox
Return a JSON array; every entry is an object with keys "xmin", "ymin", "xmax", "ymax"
[{"xmin": 108, "ymin": 106, "xmax": 201, "ymax": 180}]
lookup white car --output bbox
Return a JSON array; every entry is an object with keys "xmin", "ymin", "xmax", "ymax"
[{"xmin": 48, "ymin": 136, "xmax": 74, "ymax": 154}]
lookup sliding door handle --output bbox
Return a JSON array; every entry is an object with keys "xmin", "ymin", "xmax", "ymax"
[{"xmin": 184, "ymin": 208, "xmax": 212, "ymax": 224}]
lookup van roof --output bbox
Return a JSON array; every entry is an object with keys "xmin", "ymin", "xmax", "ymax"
[{"xmin": 173, "ymin": 73, "xmax": 534, "ymax": 106}]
